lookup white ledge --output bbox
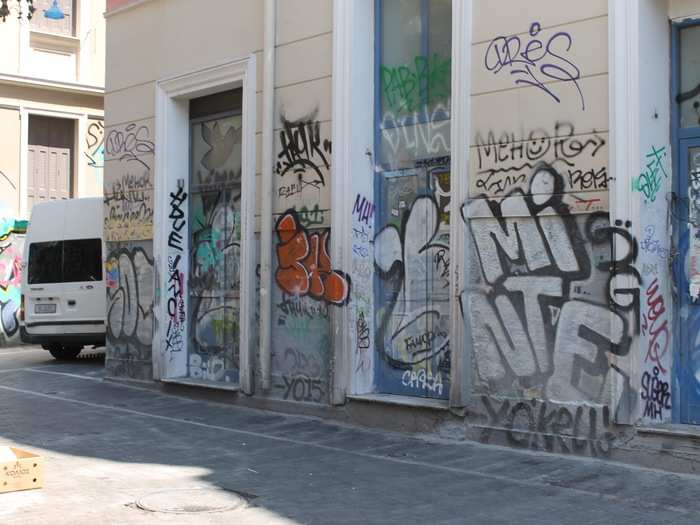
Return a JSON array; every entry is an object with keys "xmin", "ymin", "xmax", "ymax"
[
  {"xmin": 0, "ymin": 72, "xmax": 104, "ymax": 95},
  {"xmin": 30, "ymin": 30, "xmax": 80, "ymax": 54}
]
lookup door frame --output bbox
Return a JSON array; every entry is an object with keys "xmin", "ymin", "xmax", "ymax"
[
  {"xmin": 153, "ymin": 57, "xmax": 257, "ymax": 394},
  {"xmin": 677, "ymin": 137, "xmax": 700, "ymax": 423},
  {"xmin": 671, "ymin": 18, "xmax": 700, "ymax": 423}
]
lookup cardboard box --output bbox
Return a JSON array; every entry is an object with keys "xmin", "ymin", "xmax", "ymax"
[{"xmin": 0, "ymin": 447, "xmax": 43, "ymax": 494}]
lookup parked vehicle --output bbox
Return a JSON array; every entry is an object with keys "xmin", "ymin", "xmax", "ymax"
[{"xmin": 20, "ymin": 198, "xmax": 105, "ymax": 360}]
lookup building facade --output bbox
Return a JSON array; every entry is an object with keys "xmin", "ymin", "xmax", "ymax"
[
  {"xmin": 104, "ymin": 0, "xmax": 700, "ymax": 464},
  {"xmin": 0, "ymin": 0, "xmax": 105, "ymax": 345}
]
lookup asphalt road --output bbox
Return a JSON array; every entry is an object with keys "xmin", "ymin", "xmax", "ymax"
[{"xmin": 1, "ymin": 345, "xmax": 700, "ymax": 524}]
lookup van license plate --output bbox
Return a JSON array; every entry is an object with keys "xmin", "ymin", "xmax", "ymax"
[{"xmin": 35, "ymin": 304, "xmax": 56, "ymax": 314}]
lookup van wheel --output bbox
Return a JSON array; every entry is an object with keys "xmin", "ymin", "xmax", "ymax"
[{"xmin": 48, "ymin": 345, "xmax": 82, "ymax": 360}]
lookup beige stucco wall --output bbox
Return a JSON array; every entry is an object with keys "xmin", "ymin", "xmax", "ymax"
[
  {"xmin": 670, "ymin": 0, "xmax": 700, "ymax": 20},
  {"xmin": 466, "ymin": 0, "xmax": 622, "ymax": 423},
  {"xmin": 0, "ymin": 108, "xmax": 21, "ymax": 217},
  {"xmin": 103, "ymin": 0, "xmax": 336, "ymax": 390}
]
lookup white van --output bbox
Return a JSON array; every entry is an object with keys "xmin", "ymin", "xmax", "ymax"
[{"xmin": 20, "ymin": 198, "xmax": 105, "ymax": 360}]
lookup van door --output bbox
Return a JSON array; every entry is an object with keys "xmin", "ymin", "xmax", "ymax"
[
  {"xmin": 60, "ymin": 201, "xmax": 104, "ymax": 330},
  {"xmin": 60, "ymin": 238, "xmax": 104, "ymax": 329},
  {"xmin": 25, "ymin": 239, "xmax": 65, "ymax": 328}
]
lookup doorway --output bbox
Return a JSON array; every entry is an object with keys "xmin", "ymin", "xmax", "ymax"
[
  {"xmin": 187, "ymin": 90, "xmax": 243, "ymax": 385},
  {"xmin": 674, "ymin": 21, "xmax": 700, "ymax": 423}
]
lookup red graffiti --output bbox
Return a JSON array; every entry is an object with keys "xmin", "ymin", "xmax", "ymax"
[
  {"xmin": 275, "ymin": 210, "xmax": 350, "ymax": 305},
  {"xmin": 641, "ymin": 278, "xmax": 669, "ymax": 374}
]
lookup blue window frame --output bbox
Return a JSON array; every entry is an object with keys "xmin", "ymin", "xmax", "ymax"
[
  {"xmin": 373, "ymin": 0, "xmax": 452, "ymax": 172},
  {"xmin": 371, "ymin": 1, "xmax": 453, "ymax": 400},
  {"xmin": 671, "ymin": 19, "xmax": 700, "ymax": 423}
]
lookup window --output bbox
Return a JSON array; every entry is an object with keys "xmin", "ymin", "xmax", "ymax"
[
  {"xmin": 27, "ymin": 115, "xmax": 74, "ymax": 211},
  {"xmin": 680, "ymin": 24, "xmax": 700, "ymax": 129},
  {"xmin": 28, "ymin": 239, "xmax": 102, "ymax": 284},
  {"xmin": 376, "ymin": 0, "xmax": 452, "ymax": 168},
  {"xmin": 30, "ymin": 0, "xmax": 76, "ymax": 36}
]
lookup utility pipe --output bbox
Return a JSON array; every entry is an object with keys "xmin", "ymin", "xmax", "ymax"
[{"xmin": 259, "ymin": 0, "xmax": 276, "ymax": 391}]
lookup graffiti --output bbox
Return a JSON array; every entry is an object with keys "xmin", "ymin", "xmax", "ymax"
[
  {"xmin": 632, "ymin": 145, "xmax": 668, "ymax": 203},
  {"xmin": 380, "ymin": 104, "xmax": 450, "ymax": 163},
  {"xmin": 380, "ymin": 54, "xmax": 451, "ymax": 114},
  {"xmin": 168, "ymin": 186, "xmax": 188, "ymax": 252},
  {"xmin": 0, "ymin": 219, "xmax": 25, "ymax": 344},
  {"xmin": 275, "ymin": 210, "xmax": 350, "ymax": 305},
  {"xmin": 106, "ymin": 246, "xmax": 154, "ymax": 360},
  {"xmin": 105, "ymin": 122, "xmax": 155, "ymax": 169},
  {"xmin": 85, "ymin": 120, "xmax": 105, "ymax": 169},
  {"xmin": 276, "ymin": 294, "xmax": 329, "ymax": 321},
  {"xmin": 432, "ymin": 169, "xmax": 451, "ymax": 224},
  {"xmin": 190, "ymin": 191, "xmax": 240, "ymax": 289},
  {"xmin": 165, "ymin": 186, "xmax": 187, "ymax": 355},
  {"xmin": 275, "ymin": 346, "xmax": 323, "ymax": 378},
  {"xmin": 298, "ymin": 204, "xmax": 325, "ymax": 227},
  {"xmin": 484, "ymin": 22, "xmax": 585, "ymax": 110},
  {"xmin": 165, "ymin": 254, "xmax": 185, "ymax": 354},
  {"xmin": 641, "ymin": 278, "xmax": 669, "ymax": 375},
  {"xmin": 641, "ymin": 263, "xmax": 658, "ymax": 276},
  {"xmin": 375, "ymin": 196, "xmax": 450, "ymax": 367},
  {"xmin": 279, "ymin": 376, "xmax": 324, "ymax": 403},
  {"xmin": 464, "ymin": 163, "xmax": 638, "ymax": 406},
  {"xmin": 690, "ymin": 167, "xmax": 700, "ymax": 226},
  {"xmin": 401, "ymin": 369, "xmax": 444, "ymax": 396},
  {"xmin": 276, "ymin": 110, "xmax": 331, "ymax": 200},
  {"xmin": 478, "ymin": 396, "xmax": 615, "ymax": 457},
  {"xmin": 186, "ymin": 114, "xmax": 243, "ymax": 383},
  {"xmin": 641, "ymin": 367, "xmax": 671, "ymax": 421},
  {"xmin": 355, "ymin": 311, "xmax": 371, "ymax": 372},
  {"xmin": 104, "ymin": 120, "xmax": 154, "ymax": 242},
  {"xmin": 640, "ymin": 226, "xmax": 670, "ymax": 260},
  {"xmin": 273, "ymin": 294, "xmax": 330, "ymax": 403},
  {"xmin": 201, "ymin": 120, "xmax": 241, "ymax": 172},
  {"xmin": 104, "ymin": 171, "xmax": 154, "ymax": 239},
  {"xmin": 677, "ymin": 82, "xmax": 700, "ymax": 126},
  {"xmin": 473, "ymin": 123, "xmax": 607, "ymax": 196},
  {"xmin": 352, "ymin": 194, "xmax": 375, "ymax": 225},
  {"xmin": 0, "ymin": 218, "xmax": 27, "ymax": 345}
]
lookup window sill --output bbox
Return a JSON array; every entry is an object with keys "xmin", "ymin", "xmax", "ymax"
[
  {"xmin": 30, "ymin": 30, "xmax": 80, "ymax": 54},
  {"xmin": 346, "ymin": 393, "xmax": 449, "ymax": 411},
  {"xmin": 160, "ymin": 377, "xmax": 240, "ymax": 392}
]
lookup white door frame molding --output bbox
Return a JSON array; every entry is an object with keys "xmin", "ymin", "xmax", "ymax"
[{"xmin": 153, "ymin": 57, "xmax": 257, "ymax": 393}]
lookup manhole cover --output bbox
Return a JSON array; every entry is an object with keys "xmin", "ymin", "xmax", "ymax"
[{"xmin": 136, "ymin": 488, "xmax": 247, "ymax": 514}]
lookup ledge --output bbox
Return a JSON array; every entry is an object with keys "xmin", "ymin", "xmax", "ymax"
[
  {"xmin": 636, "ymin": 424, "xmax": 700, "ymax": 439},
  {"xmin": 346, "ymin": 393, "xmax": 450, "ymax": 411},
  {"xmin": 30, "ymin": 30, "xmax": 80, "ymax": 54},
  {"xmin": 0, "ymin": 72, "xmax": 103, "ymax": 96},
  {"xmin": 160, "ymin": 377, "xmax": 240, "ymax": 393}
]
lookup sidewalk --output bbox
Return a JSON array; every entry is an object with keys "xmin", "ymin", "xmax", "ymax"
[{"xmin": 1, "ymin": 351, "xmax": 700, "ymax": 523}]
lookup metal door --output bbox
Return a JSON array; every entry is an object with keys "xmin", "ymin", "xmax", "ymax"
[
  {"xmin": 187, "ymin": 112, "xmax": 242, "ymax": 384},
  {"xmin": 679, "ymin": 138, "xmax": 700, "ymax": 423},
  {"xmin": 374, "ymin": 166, "xmax": 451, "ymax": 399}
]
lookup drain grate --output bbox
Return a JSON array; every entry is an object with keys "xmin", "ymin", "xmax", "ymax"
[{"xmin": 135, "ymin": 488, "xmax": 249, "ymax": 515}]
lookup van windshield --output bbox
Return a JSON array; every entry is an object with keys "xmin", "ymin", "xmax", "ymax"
[{"xmin": 28, "ymin": 239, "xmax": 102, "ymax": 284}]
